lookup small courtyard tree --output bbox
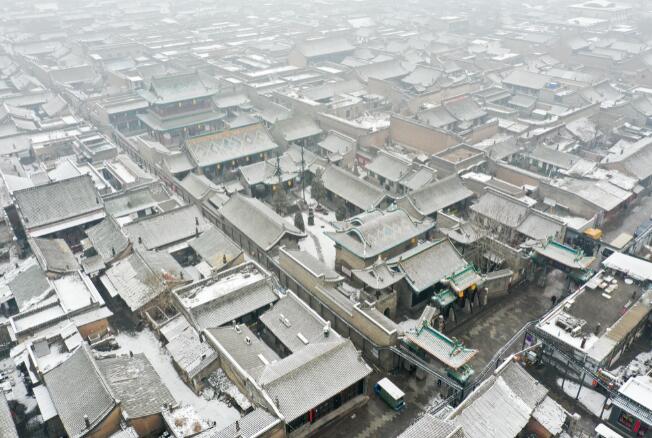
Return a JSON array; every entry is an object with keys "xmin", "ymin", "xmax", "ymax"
[
  {"xmin": 294, "ymin": 211, "xmax": 305, "ymax": 232},
  {"xmin": 311, "ymin": 168, "xmax": 326, "ymax": 204},
  {"xmin": 272, "ymin": 187, "xmax": 289, "ymax": 215}
]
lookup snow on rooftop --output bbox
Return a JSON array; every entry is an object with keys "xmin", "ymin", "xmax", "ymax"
[
  {"xmin": 538, "ymin": 312, "xmax": 600, "ymax": 353},
  {"xmin": 115, "ymin": 329, "xmax": 239, "ymax": 428},
  {"xmin": 355, "ymin": 113, "xmax": 390, "ymax": 131},
  {"xmin": 180, "ymin": 271, "xmax": 266, "ymax": 308},
  {"xmin": 53, "ymin": 275, "xmax": 94, "ymax": 313}
]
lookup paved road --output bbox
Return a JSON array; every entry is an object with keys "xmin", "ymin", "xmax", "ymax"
[
  {"xmin": 316, "ymin": 371, "xmax": 450, "ymax": 438},
  {"xmin": 316, "ymin": 276, "xmax": 560, "ymax": 437},
  {"xmin": 603, "ymin": 192, "xmax": 652, "ymax": 242},
  {"xmin": 447, "ymin": 276, "xmax": 556, "ymax": 370}
]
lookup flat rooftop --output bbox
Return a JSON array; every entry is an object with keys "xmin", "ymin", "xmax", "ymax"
[{"xmin": 536, "ymin": 270, "xmax": 648, "ymax": 357}]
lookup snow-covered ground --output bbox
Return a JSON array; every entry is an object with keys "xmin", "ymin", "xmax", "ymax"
[
  {"xmin": 302, "ymin": 209, "xmax": 337, "ymax": 268},
  {"xmin": 288, "ymin": 187, "xmax": 337, "ymax": 269},
  {"xmin": 556, "ymin": 376, "xmax": 610, "ymax": 419},
  {"xmin": 164, "ymin": 404, "xmax": 213, "ymax": 437},
  {"xmin": 115, "ymin": 329, "xmax": 240, "ymax": 428},
  {"xmin": 206, "ymin": 369, "xmax": 251, "ymax": 411},
  {"xmin": 1, "ymin": 356, "xmax": 38, "ymax": 416}
]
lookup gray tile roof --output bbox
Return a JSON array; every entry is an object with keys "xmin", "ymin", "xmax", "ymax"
[
  {"xmin": 451, "ymin": 360, "xmax": 552, "ymax": 438},
  {"xmin": 401, "ymin": 66, "xmax": 443, "ymax": 88},
  {"xmin": 470, "ymin": 189, "xmax": 529, "ymax": 228},
  {"xmin": 318, "ymin": 131, "xmax": 355, "ymax": 156},
  {"xmin": 199, "ymin": 409, "xmax": 280, "ymax": 438},
  {"xmin": 390, "ymin": 240, "xmax": 469, "ymax": 293},
  {"xmin": 102, "ymin": 249, "xmax": 186, "ymax": 312},
  {"xmin": 166, "ymin": 323, "xmax": 217, "ymax": 378},
  {"xmin": 296, "ymin": 37, "xmax": 355, "ymax": 58},
  {"xmin": 303, "ymin": 80, "xmax": 364, "ymax": 102},
  {"xmin": 103, "ymin": 185, "xmax": 163, "ymax": 218},
  {"xmin": 280, "ymin": 249, "xmax": 342, "ymax": 283},
  {"xmin": 502, "ymin": 69, "xmax": 550, "ymax": 90},
  {"xmin": 188, "ymin": 276, "xmax": 279, "ymax": 329},
  {"xmin": 400, "ymin": 167, "xmax": 436, "ymax": 192},
  {"xmin": 43, "ymin": 344, "xmax": 116, "ymax": 438},
  {"xmin": 326, "ymin": 208, "xmax": 434, "ymax": 259},
  {"xmin": 528, "ymin": 145, "xmax": 581, "ymax": 170},
  {"xmin": 352, "ymin": 260, "xmax": 405, "ymax": 290},
  {"xmin": 238, "ymin": 152, "xmax": 300, "ymax": 186},
  {"xmin": 108, "ymin": 427, "xmax": 139, "ymax": 438},
  {"xmin": 611, "ymin": 137, "xmax": 652, "ymax": 181},
  {"xmin": 186, "ymin": 123, "xmax": 279, "ymax": 168},
  {"xmin": 220, "ymin": 194, "xmax": 305, "ymax": 251},
  {"xmin": 498, "ymin": 361, "xmax": 548, "ymax": 409},
  {"xmin": 444, "ymin": 97, "xmax": 487, "ymax": 122},
  {"xmin": 97, "ymin": 353, "xmax": 175, "ymax": 419},
  {"xmin": 532, "ymin": 396, "xmax": 567, "ymax": 436},
  {"xmin": 508, "ymin": 94, "xmax": 537, "ymax": 109},
  {"xmin": 163, "ymin": 151, "xmax": 195, "ymax": 174},
  {"xmin": 124, "ymin": 205, "xmax": 211, "ymax": 251},
  {"xmin": 273, "ymin": 116, "xmax": 322, "ymax": 143},
  {"xmin": 404, "ymin": 324, "xmax": 477, "ymax": 369},
  {"xmin": 14, "ymin": 175, "xmax": 103, "ymax": 230},
  {"xmin": 208, "ymin": 325, "xmax": 281, "ymax": 380},
  {"xmin": 531, "ymin": 240, "xmax": 594, "ymax": 270},
  {"xmin": 401, "ymin": 175, "xmax": 473, "ymax": 217},
  {"xmin": 179, "ymin": 172, "xmax": 221, "ymax": 201},
  {"xmin": 355, "ymin": 59, "xmax": 413, "ymax": 82},
  {"xmin": 473, "ymin": 136, "xmax": 520, "ymax": 161},
  {"xmin": 555, "ymin": 178, "xmax": 631, "ymax": 212},
  {"xmin": 7, "ymin": 262, "xmax": 52, "ymax": 311},
  {"xmin": 258, "ymin": 339, "xmax": 371, "ymax": 422},
  {"xmin": 516, "ymin": 211, "xmax": 564, "ymax": 241},
  {"xmin": 398, "ymin": 415, "xmax": 463, "ymax": 438},
  {"xmin": 137, "ymin": 109, "xmax": 226, "ymax": 133},
  {"xmin": 84, "ymin": 216, "xmax": 130, "ymax": 264},
  {"xmin": 321, "ymin": 165, "xmax": 387, "ymax": 211},
  {"xmin": 366, "ymin": 152, "xmax": 412, "ymax": 183},
  {"xmin": 259, "ymin": 292, "xmax": 335, "ymax": 354},
  {"xmin": 30, "ymin": 238, "xmax": 79, "ymax": 274},
  {"xmin": 453, "ymin": 376, "xmax": 531, "ymax": 438},
  {"xmin": 188, "ymin": 226, "xmax": 242, "ymax": 269},
  {"xmin": 0, "ymin": 391, "xmax": 18, "ymax": 438},
  {"xmin": 213, "ymin": 93, "xmax": 250, "ymax": 110},
  {"xmin": 418, "ymin": 105, "xmax": 457, "ymax": 128},
  {"xmin": 140, "ymin": 72, "xmax": 217, "ymax": 105}
]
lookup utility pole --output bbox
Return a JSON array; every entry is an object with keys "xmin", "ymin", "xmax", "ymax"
[
  {"xmin": 300, "ymin": 144, "xmax": 306, "ymax": 202},
  {"xmin": 275, "ymin": 151, "xmax": 282, "ymax": 184}
]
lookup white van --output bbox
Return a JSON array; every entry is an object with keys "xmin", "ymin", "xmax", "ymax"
[{"xmin": 595, "ymin": 423, "xmax": 624, "ymax": 438}]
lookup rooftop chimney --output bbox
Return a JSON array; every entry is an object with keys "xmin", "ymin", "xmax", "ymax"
[{"xmin": 83, "ymin": 415, "xmax": 90, "ymax": 428}]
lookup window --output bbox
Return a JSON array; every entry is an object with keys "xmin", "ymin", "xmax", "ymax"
[{"xmin": 618, "ymin": 412, "xmax": 635, "ymax": 430}]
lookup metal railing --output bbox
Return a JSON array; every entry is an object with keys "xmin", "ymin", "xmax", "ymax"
[
  {"xmin": 468, "ymin": 319, "xmax": 540, "ymax": 390},
  {"xmin": 427, "ymin": 393, "xmax": 458, "ymax": 415},
  {"xmin": 390, "ymin": 345, "xmax": 463, "ymax": 392}
]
